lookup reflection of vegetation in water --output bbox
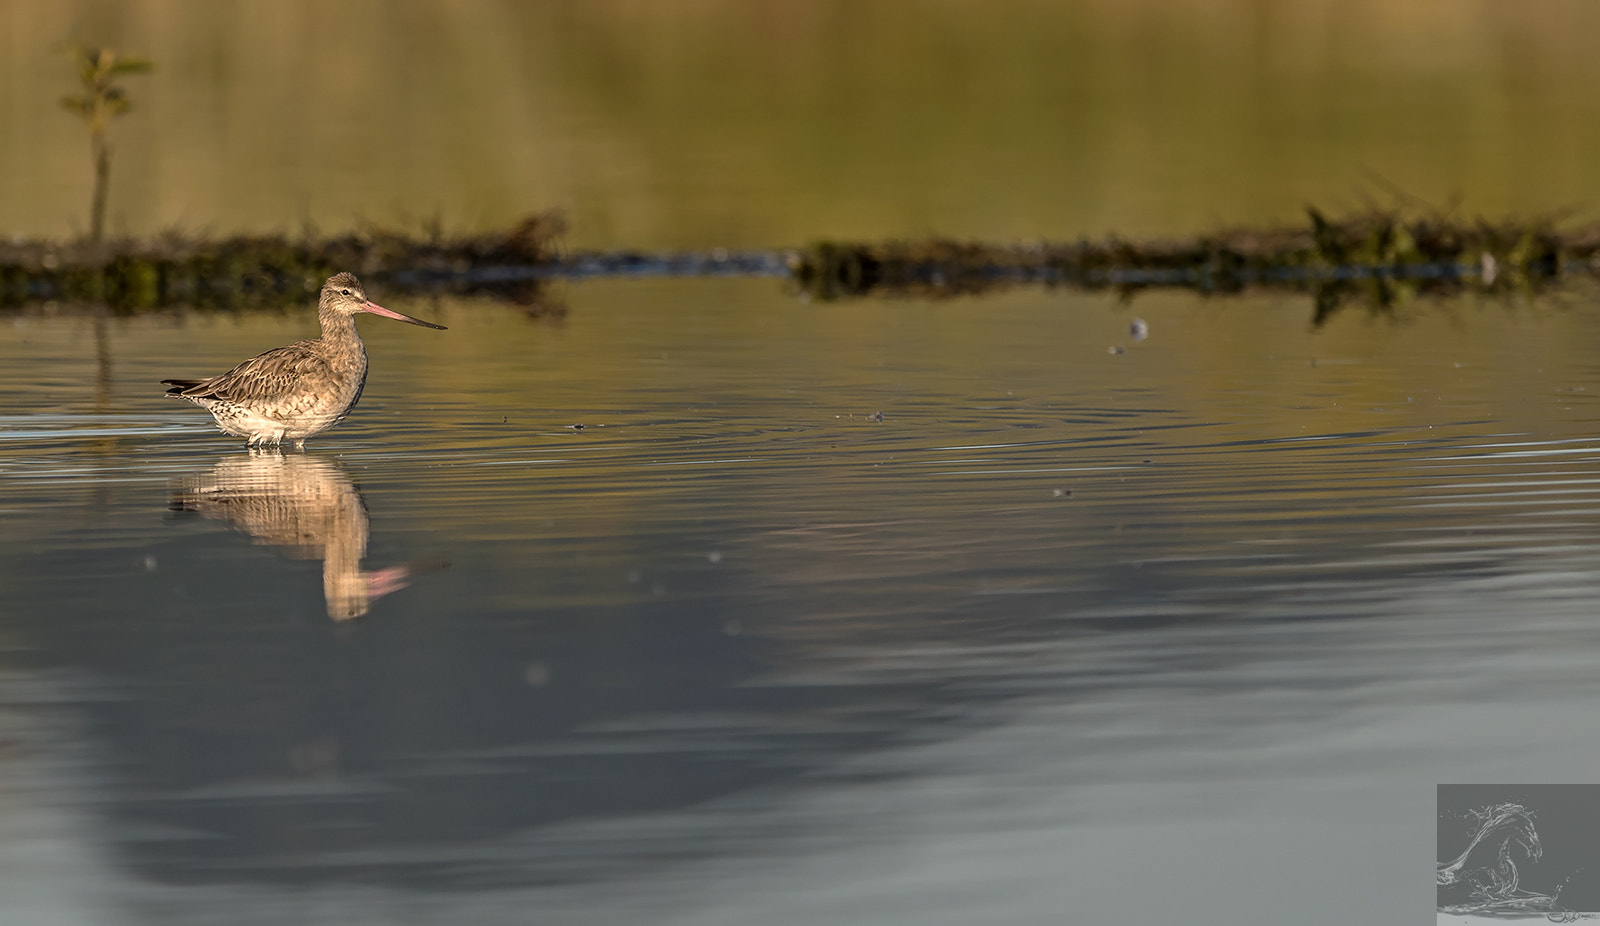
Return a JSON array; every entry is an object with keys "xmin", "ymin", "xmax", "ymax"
[
  {"xmin": 1436, "ymin": 802, "xmax": 1568, "ymax": 917},
  {"xmin": 0, "ymin": 213, "xmax": 565, "ymax": 313},
  {"xmin": 4, "ymin": 206, "xmax": 1594, "ymax": 323},
  {"xmin": 57, "ymin": 42, "xmax": 152, "ymax": 244},
  {"xmin": 791, "ymin": 208, "xmax": 1587, "ymax": 322}
]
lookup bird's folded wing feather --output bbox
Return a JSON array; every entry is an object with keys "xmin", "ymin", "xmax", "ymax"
[{"xmin": 171, "ymin": 341, "xmax": 332, "ymax": 402}]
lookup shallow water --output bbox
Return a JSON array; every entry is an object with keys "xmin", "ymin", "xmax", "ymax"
[{"xmin": 5, "ymin": 281, "xmax": 1600, "ymax": 923}]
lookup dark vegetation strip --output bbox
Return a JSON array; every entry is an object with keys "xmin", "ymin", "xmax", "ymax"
[
  {"xmin": 789, "ymin": 208, "xmax": 1600, "ymax": 324},
  {"xmin": 792, "ymin": 208, "xmax": 1590, "ymax": 294},
  {"xmin": 2, "ymin": 209, "xmax": 1597, "ymax": 321},
  {"xmin": 0, "ymin": 213, "xmax": 566, "ymax": 311}
]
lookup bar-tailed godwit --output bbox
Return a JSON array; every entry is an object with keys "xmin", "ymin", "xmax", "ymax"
[{"xmin": 163, "ymin": 272, "xmax": 445, "ymax": 449}]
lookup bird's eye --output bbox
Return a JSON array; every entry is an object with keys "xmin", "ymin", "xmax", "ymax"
[{"xmin": 340, "ymin": 289, "xmax": 351, "ymax": 296}]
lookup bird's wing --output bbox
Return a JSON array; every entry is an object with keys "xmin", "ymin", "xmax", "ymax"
[{"xmin": 165, "ymin": 340, "xmax": 333, "ymax": 403}]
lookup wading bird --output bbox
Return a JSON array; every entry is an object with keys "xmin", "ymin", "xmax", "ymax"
[{"xmin": 163, "ymin": 272, "xmax": 445, "ymax": 449}]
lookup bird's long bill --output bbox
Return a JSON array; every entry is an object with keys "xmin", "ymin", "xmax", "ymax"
[{"xmin": 362, "ymin": 300, "xmax": 448, "ymax": 330}]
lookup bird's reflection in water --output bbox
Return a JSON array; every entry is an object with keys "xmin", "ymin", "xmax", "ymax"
[{"xmin": 170, "ymin": 453, "xmax": 412, "ymax": 619}]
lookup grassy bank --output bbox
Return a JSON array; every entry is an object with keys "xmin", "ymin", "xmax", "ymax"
[
  {"xmin": 791, "ymin": 209, "xmax": 1596, "ymax": 314},
  {"xmin": 0, "ymin": 213, "xmax": 563, "ymax": 310},
  {"xmin": 4, "ymin": 208, "xmax": 1597, "ymax": 320}
]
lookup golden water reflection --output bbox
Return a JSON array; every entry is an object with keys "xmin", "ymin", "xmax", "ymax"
[{"xmin": 169, "ymin": 453, "xmax": 412, "ymax": 619}]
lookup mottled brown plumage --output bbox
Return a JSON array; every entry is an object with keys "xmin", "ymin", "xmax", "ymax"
[{"xmin": 163, "ymin": 272, "xmax": 445, "ymax": 449}]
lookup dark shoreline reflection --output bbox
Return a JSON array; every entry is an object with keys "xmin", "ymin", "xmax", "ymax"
[{"xmin": 170, "ymin": 454, "xmax": 412, "ymax": 620}]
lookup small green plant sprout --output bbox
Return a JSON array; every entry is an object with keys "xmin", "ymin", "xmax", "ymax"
[{"xmin": 58, "ymin": 41, "xmax": 152, "ymax": 243}]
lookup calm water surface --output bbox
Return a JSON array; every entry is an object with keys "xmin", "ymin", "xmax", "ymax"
[{"xmin": 5, "ymin": 281, "xmax": 1600, "ymax": 924}]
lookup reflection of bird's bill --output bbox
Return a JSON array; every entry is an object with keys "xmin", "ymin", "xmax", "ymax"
[
  {"xmin": 328, "ymin": 562, "xmax": 446, "ymax": 620},
  {"xmin": 367, "ymin": 565, "xmax": 412, "ymax": 604},
  {"xmin": 327, "ymin": 565, "xmax": 411, "ymax": 621}
]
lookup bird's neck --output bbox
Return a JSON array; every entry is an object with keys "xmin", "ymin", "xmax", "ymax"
[{"xmin": 318, "ymin": 309, "xmax": 361, "ymax": 342}]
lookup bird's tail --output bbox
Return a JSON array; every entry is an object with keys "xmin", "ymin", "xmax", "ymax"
[{"xmin": 162, "ymin": 379, "xmax": 206, "ymax": 396}]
